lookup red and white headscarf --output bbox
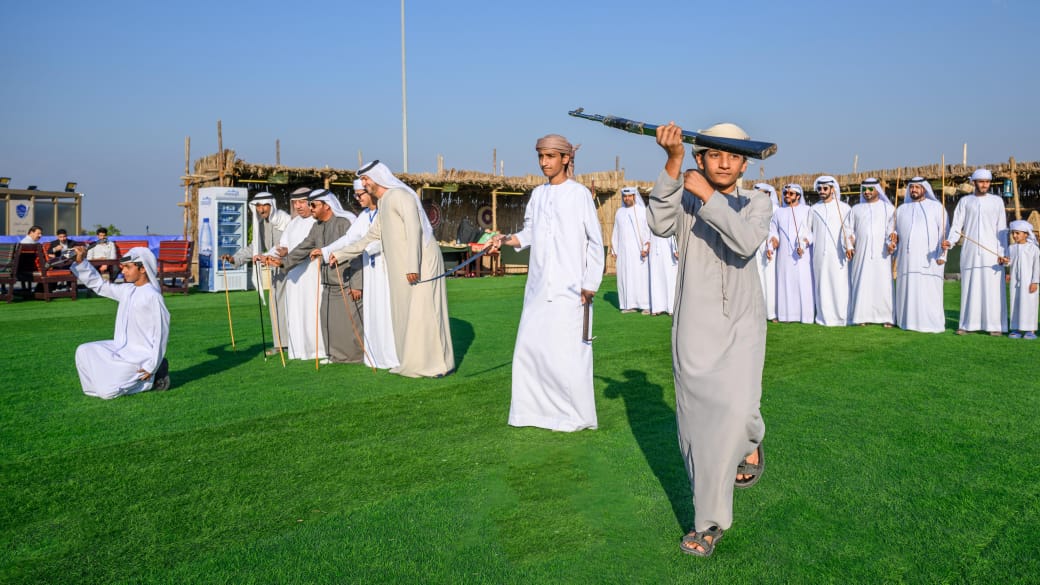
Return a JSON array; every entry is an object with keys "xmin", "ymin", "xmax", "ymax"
[{"xmin": 535, "ymin": 134, "xmax": 579, "ymax": 178}]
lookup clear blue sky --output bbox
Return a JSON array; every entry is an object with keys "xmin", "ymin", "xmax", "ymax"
[{"xmin": 2, "ymin": 0, "xmax": 1037, "ymax": 235}]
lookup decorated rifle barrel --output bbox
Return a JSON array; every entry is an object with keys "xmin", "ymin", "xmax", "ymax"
[{"xmin": 568, "ymin": 108, "xmax": 778, "ymax": 160}]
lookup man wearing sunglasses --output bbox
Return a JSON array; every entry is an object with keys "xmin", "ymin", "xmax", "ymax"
[
  {"xmin": 848, "ymin": 178, "xmax": 895, "ymax": 327},
  {"xmin": 270, "ymin": 189, "xmax": 364, "ymax": 364}
]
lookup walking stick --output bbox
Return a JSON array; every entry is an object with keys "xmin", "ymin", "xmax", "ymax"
[
  {"xmin": 253, "ymin": 260, "xmax": 267, "ymax": 362},
  {"xmin": 264, "ymin": 263, "xmax": 286, "ymax": 368},
  {"xmin": 221, "ymin": 260, "xmax": 236, "ymax": 350},
  {"xmin": 940, "ymin": 155, "xmax": 949, "ymax": 263},
  {"xmin": 314, "ymin": 257, "xmax": 321, "ymax": 371},
  {"xmin": 333, "ymin": 261, "xmax": 377, "ymax": 373},
  {"xmin": 957, "ymin": 233, "xmax": 1006, "ymax": 259}
]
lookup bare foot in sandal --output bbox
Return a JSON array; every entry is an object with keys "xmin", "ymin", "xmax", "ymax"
[
  {"xmin": 680, "ymin": 525, "xmax": 723, "ymax": 557},
  {"xmin": 735, "ymin": 442, "xmax": 764, "ymax": 488}
]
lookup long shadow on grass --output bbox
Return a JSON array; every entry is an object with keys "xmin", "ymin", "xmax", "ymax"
[
  {"xmin": 450, "ymin": 317, "xmax": 475, "ymax": 369},
  {"xmin": 170, "ymin": 343, "xmax": 264, "ymax": 388},
  {"xmin": 601, "ymin": 369, "xmax": 693, "ymax": 531},
  {"xmin": 602, "ymin": 291, "xmax": 620, "ymax": 310}
]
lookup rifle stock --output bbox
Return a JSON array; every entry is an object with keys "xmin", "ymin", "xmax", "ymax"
[{"xmin": 568, "ymin": 108, "xmax": 777, "ymax": 160}]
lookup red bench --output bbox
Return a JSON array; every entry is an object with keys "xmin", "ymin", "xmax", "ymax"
[{"xmin": 157, "ymin": 240, "xmax": 193, "ymax": 294}]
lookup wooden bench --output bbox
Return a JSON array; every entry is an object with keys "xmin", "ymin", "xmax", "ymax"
[
  {"xmin": 157, "ymin": 240, "xmax": 193, "ymax": 295},
  {"xmin": 0, "ymin": 243, "xmax": 19, "ymax": 303},
  {"xmin": 30, "ymin": 245, "xmax": 77, "ymax": 302},
  {"xmin": 114, "ymin": 240, "xmax": 150, "ymax": 258}
]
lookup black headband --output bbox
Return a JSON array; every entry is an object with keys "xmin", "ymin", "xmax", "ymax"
[
  {"xmin": 358, "ymin": 160, "xmax": 380, "ymax": 175},
  {"xmin": 307, "ymin": 189, "xmax": 331, "ymax": 202}
]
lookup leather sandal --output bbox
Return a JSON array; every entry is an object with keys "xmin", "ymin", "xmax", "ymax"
[
  {"xmin": 680, "ymin": 525, "xmax": 723, "ymax": 557},
  {"xmin": 735, "ymin": 442, "xmax": 764, "ymax": 488}
]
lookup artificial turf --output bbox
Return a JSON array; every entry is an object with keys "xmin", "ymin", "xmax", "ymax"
[{"xmin": 1, "ymin": 277, "xmax": 1038, "ymax": 584}]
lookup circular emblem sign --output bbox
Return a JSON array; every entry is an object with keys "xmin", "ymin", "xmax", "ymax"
[{"xmin": 423, "ymin": 201, "xmax": 441, "ymax": 228}]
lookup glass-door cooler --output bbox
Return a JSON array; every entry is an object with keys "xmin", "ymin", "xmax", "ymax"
[{"xmin": 198, "ymin": 186, "xmax": 250, "ymax": 291}]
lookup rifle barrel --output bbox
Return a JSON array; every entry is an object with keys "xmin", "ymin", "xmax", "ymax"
[{"xmin": 568, "ymin": 108, "xmax": 777, "ymax": 160}]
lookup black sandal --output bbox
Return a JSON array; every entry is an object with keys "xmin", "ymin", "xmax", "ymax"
[
  {"xmin": 680, "ymin": 525, "xmax": 723, "ymax": 557},
  {"xmin": 735, "ymin": 442, "xmax": 764, "ymax": 488}
]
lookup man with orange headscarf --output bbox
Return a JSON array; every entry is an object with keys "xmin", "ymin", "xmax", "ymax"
[{"xmin": 493, "ymin": 134, "xmax": 604, "ymax": 431}]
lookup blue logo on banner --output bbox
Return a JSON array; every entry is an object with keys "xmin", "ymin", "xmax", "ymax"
[{"xmin": 16, "ymin": 204, "xmax": 29, "ymax": 218}]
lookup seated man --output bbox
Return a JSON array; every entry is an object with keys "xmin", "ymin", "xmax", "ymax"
[
  {"xmin": 70, "ymin": 245, "xmax": 171, "ymax": 399},
  {"xmin": 86, "ymin": 227, "xmax": 118, "ymax": 281},
  {"xmin": 20, "ymin": 225, "xmax": 43, "ymax": 244},
  {"xmin": 47, "ymin": 228, "xmax": 79, "ymax": 261}
]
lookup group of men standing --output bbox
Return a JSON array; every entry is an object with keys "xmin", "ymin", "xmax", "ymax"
[
  {"xmin": 610, "ymin": 186, "xmax": 678, "ymax": 315},
  {"xmin": 759, "ymin": 168, "xmax": 1023, "ymax": 335},
  {"xmin": 224, "ymin": 162, "xmax": 454, "ymax": 378}
]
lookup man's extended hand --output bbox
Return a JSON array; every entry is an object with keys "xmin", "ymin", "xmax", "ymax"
[{"xmin": 74, "ymin": 245, "xmax": 86, "ymax": 263}]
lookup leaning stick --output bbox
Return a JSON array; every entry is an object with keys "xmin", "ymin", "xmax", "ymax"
[
  {"xmin": 333, "ymin": 261, "xmax": 377, "ymax": 373},
  {"xmin": 221, "ymin": 261, "xmax": 236, "ymax": 350},
  {"xmin": 264, "ymin": 264, "xmax": 286, "ymax": 368},
  {"xmin": 253, "ymin": 260, "xmax": 267, "ymax": 362},
  {"xmin": 957, "ymin": 232, "xmax": 1005, "ymax": 259},
  {"xmin": 314, "ymin": 257, "xmax": 321, "ymax": 371},
  {"xmin": 940, "ymin": 155, "xmax": 949, "ymax": 262}
]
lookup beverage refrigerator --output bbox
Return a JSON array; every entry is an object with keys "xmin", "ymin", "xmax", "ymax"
[{"xmin": 197, "ymin": 186, "xmax": 250, "ymax": 291}]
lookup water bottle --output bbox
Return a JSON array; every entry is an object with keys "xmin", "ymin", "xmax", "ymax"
[
  {"xmin": 200, "ymin": 217, "xmax": 214, "ymax": 267},
  {"xmin": 1003, "ymin": 179, "xmax": 1013, "ymax": 198}
]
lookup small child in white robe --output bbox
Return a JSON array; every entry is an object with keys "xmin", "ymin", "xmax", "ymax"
[{"xmin": 1007, "ymin": 220, "xmax": 1039, "ymax": 339}]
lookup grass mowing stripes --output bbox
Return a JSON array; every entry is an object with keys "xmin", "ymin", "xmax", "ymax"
[{"xmin": 1, "ymin": 276, "xmax": 1038, "ymax": 584}]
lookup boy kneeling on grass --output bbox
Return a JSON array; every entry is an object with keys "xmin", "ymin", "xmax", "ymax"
[{"xmin": 1006, "ymin": 220, "xmax": 1040, "ymax": 339}]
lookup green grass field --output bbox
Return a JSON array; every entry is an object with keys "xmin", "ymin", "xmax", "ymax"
[{"xmin": 2, "ymin": 277, "xmax": 1039, "ymax": 584}]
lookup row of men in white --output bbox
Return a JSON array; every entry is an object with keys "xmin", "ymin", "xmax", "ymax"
[
  {"xmin": 756, "ymin": 169, "xmax": 1038, "ymax": 334},
  {"xmin": 610, "ymin": 186, "xmax": 678, "ymax": 315}
]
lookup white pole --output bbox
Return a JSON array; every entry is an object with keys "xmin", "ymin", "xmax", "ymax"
[{"xmin": 401, "ymin": 0, "xmax": 409, "ymax": 173}]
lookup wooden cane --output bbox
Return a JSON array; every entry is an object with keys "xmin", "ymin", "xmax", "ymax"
[
  {"xmin": 264, "ymin": 263, "xmax": 286, "ymax": 368},
  {"xmin": 221, "ymin": 260, "xmax": 236, "ymax": 350},
  {"xmin": 333, "ymin": 260, "xmax": 377, "ymax": 373},
  {"xmin": 940, "ymin": 155, "xmax": 949, "ymax": 263},
  {"xmin": 314, "ymin": 257, "xmax": 321, "ymax": 371},
  {"xmin": 957, "ymin": 232, "xmax": 1005, "ymax": 259}
]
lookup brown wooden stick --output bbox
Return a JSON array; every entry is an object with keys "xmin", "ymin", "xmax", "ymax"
[
  {"xmin": 222, "ymin": 262, "xmax": 236, "ymax": 350},
  {"xmin": 957, "ymin": 232, "xmax": 1004, "ymax": 259},
  {"xmin": 264, "ymin": 264, "xmax": 286, "ymax": 367},
  {"xmin": 333, "ymin": 261, "xmax": 377, "ymax": 373},
  {"xmin": 314, "ymin": 257, "xmax": 321, "ymax": 371}
]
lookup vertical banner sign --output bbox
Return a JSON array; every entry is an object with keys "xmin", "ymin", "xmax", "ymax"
[{"xmin": 9, "ymin": 199, "xmax": 34, "ymax": 236}]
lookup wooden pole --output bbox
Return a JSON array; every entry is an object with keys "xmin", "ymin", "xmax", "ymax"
[
  {"xmin": 492, "ymin": 189, "xmax": 498, "ymax": 232},
  {"xmin": 853, "ymin": 154, "xmax": 858, "ymax": 175},
  {"xmin": 217, "ymin": 120, "xmax": 225, "ymax": 187},
  {"xmin": 1010, "ymin": 156, "xmax": 1022, "ymax": 220},
  {"xmin": 183, "ymin": 136, "xmax": 191, "ymax": 239},
  {"xmin": 493, "ymin": 148, "xmax": 497, "ymax": 175},
  {"xmin": 358, "ymin": 150, "xmax": 363, "ymax": 168},
  {"xmin": 276, "ymin": 139, "xmax": 280, "ymax": 166}
]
